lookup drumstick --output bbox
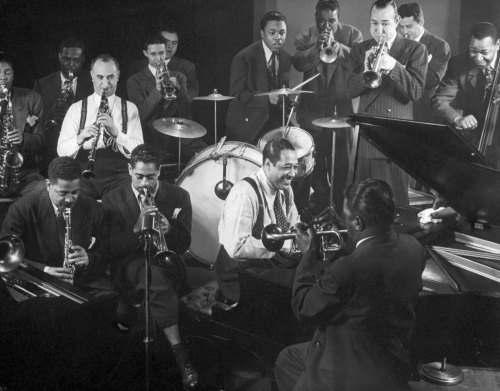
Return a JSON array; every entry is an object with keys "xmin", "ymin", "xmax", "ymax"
[
  {"xmin": 291, "ymin": 72, "xmax": 320, "ymax": 91},
  {"xmin": 210, "ymin": 136, "xmax": 226, "ymax": 158},
  {"xmin": 284, "ymin": 95, "xmax": 300, "ymax": 138}
]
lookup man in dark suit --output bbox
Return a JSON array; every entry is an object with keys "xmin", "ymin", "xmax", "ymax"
[
  {"xmin": 0, "ymin": 54, "xmax": 46, "ymax": 196},
  {"xmin": 346, "ymin": 0, "xmax": 428, "ymax": 206},
  {"xmin": 126, "ymin": 27, "xmax": 199, "ymax": 101},
  {"xmin": 398, "ymin": 2, "xmax": 451, "ymax": 123},
  {"xmin": 33, "ymin": 37, "xmax": 94, "ymax": 177},
  {"xmin": 432, "ymin": 22, "xmax": 500, "ymax": 168},
  {"xmin": 225, "ymin": 11, "xmax": 292, "ymax": 144},
  {"xmin": 275, "ymin": 179, "xmax": 425, "ymax": 391},
  {"xmin": 102, "ymin": 144, "xmax": 198, "ymax": 390},
  {"xmin": 0, "ymin": 157, "xmax": 110, "ymax": 291},
  {"xmin": 294, "ymin": 0, "xmax": 362, "ymax": 214},
  {"xmin": 127, "ymin": 32, "xmax": 204, "ymax": 160}
]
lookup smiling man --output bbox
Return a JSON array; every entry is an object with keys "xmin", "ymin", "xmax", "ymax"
[
  {"xmin": 432, "ymin": 22, "xmax": 500, "ymax": 168},
  {"xmin": 225, "ymin": 11, "xmax": 292, "ymax": 144},
  {"xmin": 58, "ymin": 54, "xmax": 143, "ymax": 199},
  {"xmin": 215, "ymin": 138, "xmax": 300, "ymax": 310}
]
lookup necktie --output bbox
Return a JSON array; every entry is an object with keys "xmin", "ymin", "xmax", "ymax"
[
  {"xmin": 274, "ymin": 192, "xmax": 289, "ymax": 232},
  {"xmin": 483, "ymin": 66, "xmax": 495, "ymax": 101},
  {"xmin": 268, "ymin": 52, "xmax": 278, "ymax": 89}
]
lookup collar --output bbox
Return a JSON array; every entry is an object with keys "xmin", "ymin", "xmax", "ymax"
[
  {"xmin": 489, "ymin": 51, "xmax": 498, "ymax": 70},
  {"xmin": 60, "ymin": 72, "xmax": 78, "ymax": 84},
  {"xmin": 355, "ymin": 235, "xmax": 375, "ymax": 248},
  {"xmin": 92, "ymin": 92, "xmax": 116, "ymax": 107},
  {"xmin": 262, "ymin": 40, "xmax": 277, "ymax": 63},
  {"xmin": 386, "ymin": 33, "xmax": 397, "ymax": 50},
  {"xmin": 148, "ymin": 63, "xmax": 158, "ymax": 77},
  {"xmin": 256, "ymin": 167, "xmax": 278, "ymax": 198},
  {"xmin": 415, "ymin": 28, "xmax": 425, "ymax": 42},
  {"xmin": 131, "ymin": 182, "xmax": 160, "ymax": 206}
]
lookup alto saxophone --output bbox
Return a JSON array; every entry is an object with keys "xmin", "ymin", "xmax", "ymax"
[
  {"xmin": 82, "ymin": 93, "xmax": 109, "ymax": 179},
  {"xmin": 158, "ymin": 61, "xmax": 177, "ymax": 100},
  {"xmin": 63, "ymin": 207, "xmax": 75, "ymax": 285},
  {"xmin": 0, "ymin": 86, "xmax": 24, "ymax": 196}
]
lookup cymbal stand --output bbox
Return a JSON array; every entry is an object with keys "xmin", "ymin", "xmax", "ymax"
[
  {"xmin": 213, "ymin": 89, "xmax": 219, "ymax": 143},
  {"xmin": 328, "ymin": 106, "xmax": 338, "ymax": 209},
  {"xmin": 177, "ymin": 139, "xmax": 182, "ymax": 175}
]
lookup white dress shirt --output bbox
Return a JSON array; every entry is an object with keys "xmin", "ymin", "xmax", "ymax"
[
  {"xmin": 58, "ymin": 92, "xmax": 143, "ymax": 159},
  {"xmin": 218, "ymin": 167, "xmax": 299, "ymax": 260}
]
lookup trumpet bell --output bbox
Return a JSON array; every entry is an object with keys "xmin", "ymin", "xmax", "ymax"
[
  {"xmin": 152, "ymin": 250, "xmax": 187, "ymax": 290},
  {"xmin": 319, "ymin": 47, "xmax": 337, "ymax": 63},
  {"xmin": 362, "ymin": 71, "xmax": 382, "ymax": 89},
  {"xmin": 261, "ymin": 224, "xmax": 288, "ymax": 252},
  {"xmin": 0, "ymin": 234, "xmax": 24, "ymax": 272}
]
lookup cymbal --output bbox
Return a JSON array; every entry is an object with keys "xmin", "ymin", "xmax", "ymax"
[
  {"xmin": 255, "ymin": 87, "xmax": 313, "ymax": 97},
  {"xmin": 152, "ymin": 118, "xmax": 207, "ymax": 138},
  {"xmin": 312, "ymin": 115, "xmax": 350, "ymax": 128},
  {"xmin": 193, "ymin": 89, "xmax": 234, "ymax": 101}
]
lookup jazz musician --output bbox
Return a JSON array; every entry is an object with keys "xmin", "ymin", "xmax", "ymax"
[
  {"xmin": 34, "ymin": 37, "xmax": 94, "ymax": 177},
  {"xmin": 58, "ymin": 54, "xmax": 143, "ymax": 199},
  {"xmin": 432, "ymin": 22, "xmax": 500, "ymax": 168},
  {"xmin": 275, "ymin": 179, "xmax": 426, "ymax": 391},
  {"xmin": 0, "ymin": 157, "xmax": 111, "ymax": 292},
  {"xmin": 215, "ymin": 138, "xmax": 300, "ymax": 310},
  {"xmin": 225, "ymin": 11, "xmax": 292, "ymax": 144},
  {"xmin": 127, "ymin": 32, "xmax": 205, "ymax": 161},
  {"xmin": 102, "ymin": 144, "xmax": 198, "ymax": 390},
  {"xmin": 0, "ymin": 54, "xmax": 46, "ymax": 196},
  {"xmin": 398, "ymin": 2, "xmax": 451, "ymax": 123},
  {"xmin": 346, "ymin": 0, "xmax": 428, "ymax": 206},
  {"xmin": 293, "ymin": 0, "xmax": 362, "ymax": 214}
]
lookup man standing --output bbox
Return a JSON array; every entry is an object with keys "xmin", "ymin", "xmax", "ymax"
[
  {"xmin": 34, "ymin": 37, "xmax": 94, "ymax": 177},
  {"xmin": 432, "ymin": 22, "xmax": 500, "ymax": 168},
  {"xmin": 1, "ymin": 157, "xmax": 110, "ymax": 291},
  {"xmin": 0, "ymin": 54, "xmax": 45, "ymax": 196},
  {"xmin": 294, "ymin": 0, "xmax": 362, "ymax": 214},
  {"xmin": 346, "ymin": 0, "xmax": 428, "ymax": 206},
  {"xmin": 225, "ymin": 11, "xmax": 292, "ymax": 144},
  {"xmin": 275, "ymin": 179, "xmax": 425, "ymax": 391},
  {"xmin": 102, "ymin": 144, "xmax": 197, "ymax": 390},
  {"xmin": 58, "ymin": 54, "xmax": 143, "ymax": 199},
  {"xmin": 215, "ymin": 139, "xmax": 300, "ymax": 309},
  {"xmin": 398, "ymin": 2, "xmax": 451, "ymax": 122}
]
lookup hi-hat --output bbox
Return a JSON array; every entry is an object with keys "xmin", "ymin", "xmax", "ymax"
[
  {"xmin": 312, "ymin": 115, "xmax": 349, "ymax": 128},
  {"xmin": 255, "ymin": 87, "xmax": 313, "ymax": 97},
  {"xmin": 193, "ymin": 89, "xmax": 234, "ymax": 101},
  {"xmin": 153, "ymin": 118, "xmax": 207, "ymax": 138}
]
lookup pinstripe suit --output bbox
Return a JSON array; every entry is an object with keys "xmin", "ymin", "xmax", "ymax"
[{"xmin": 347, "ymin": 34, "xmax": 428, "ymax": 205}]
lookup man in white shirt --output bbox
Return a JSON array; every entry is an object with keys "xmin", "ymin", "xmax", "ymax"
[
  {"xmin": 58, "ymin": 54, "xmax": 143, "ymax": 199},
  {"xmin": 215, "ymin": 138, "xmax": 300, "ymax": 309}
]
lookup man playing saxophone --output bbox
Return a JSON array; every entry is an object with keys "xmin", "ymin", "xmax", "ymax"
[
  {"xmin": 0, "ymin": 54, "xmax": 46, "ymax": 196},
  {"xmin": 58, "ymin": 54, "xmax": 143, "ymax": 199}
]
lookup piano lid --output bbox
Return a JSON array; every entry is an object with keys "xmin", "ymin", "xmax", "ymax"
[{"xmin": 348, "ymin": 114, "xmax": 500, "ymax": 225}]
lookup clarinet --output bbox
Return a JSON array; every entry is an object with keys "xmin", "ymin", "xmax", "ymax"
[{"xmin": 62, "ymin": 207, "xmax": 75, "ymax": 286}]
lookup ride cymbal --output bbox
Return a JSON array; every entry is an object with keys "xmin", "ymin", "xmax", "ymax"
[
  {"xmin": 152, "ymin": 118, "xmax": 207, "ymax": 138},
  {"xmin": 312, "ymin": 116, "xmax": 349, "ymax": 128}
]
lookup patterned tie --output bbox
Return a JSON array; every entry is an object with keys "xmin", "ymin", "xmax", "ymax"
[
  {"xmin": 274, "ymin": 192, "xmax": 289, "ymax": 232},
  {"xmin": 483, "ymin": 66, "xmax": 495, "ymax": 101},
  {"xmin": 268, "ymin": 51, "xmax": 278, "ymax": 89},
  {"xmin": 63, "ymin": 78, "xmax": 74, "ymax": 102}
]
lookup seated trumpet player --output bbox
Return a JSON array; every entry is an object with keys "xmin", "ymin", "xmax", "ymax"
[
  {"xmin": 58, "ymin": 54, "xmax": 143, "ymax": 199},
  {"xmin": 0, "ymin": 157, "xmax": 112, "ymax": 293},
  {"xmin": 0, "ymin": 54, "xmax": 46, "ymax": 196},
  {"xmin": 275, "ymin": 179, "xmax": 426, "ymax": 391},
  {"xmin": 102, "ymin": 144, "xmax": 198, "ymax": 390},
  {"xmin": 346, "ymin": 0, "xmax": 428, "ymax": 207},
  {"xmin": 215, "ymin": 138, "xmax": 300, "ymax": 310}
]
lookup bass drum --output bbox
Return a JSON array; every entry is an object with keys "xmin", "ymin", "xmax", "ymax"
[{"xmin": 177, "ymin": 142, "xmax": 262, "ymax": 266}]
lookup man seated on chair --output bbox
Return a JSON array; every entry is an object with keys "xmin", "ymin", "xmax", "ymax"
[
  {"xmin": 275, "ymin": 179, "xmax": 426, "ymax": 391},
  {"xmin": 215, "ymin": 138, "xmax": 300, "ymax": 310}
]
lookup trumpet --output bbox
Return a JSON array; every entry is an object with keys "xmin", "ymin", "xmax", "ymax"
[
  {"xmin": 82, "ymin": 92, "xmax": 109, "ymax": 179},
  {"xmin": 363, "ymin": 35, "xmax": 388, "ymax": 89},
  {"xmin": 158, "ymin": 61, "xmax": 177, "ymax": 100},
  {"xmin": 62, "ymin": 207, "xmax": 75, "ymax": 285},
  {"xmin": 138, "ymin": 187, "xmax": 186, "ymax": 281},
  {"xmin": 318, "ymin": 26, "xmax": 338, "ymax": 63}
]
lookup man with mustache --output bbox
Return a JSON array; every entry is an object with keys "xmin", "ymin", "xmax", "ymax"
[
  {"xmin": 225, "ymin": 11, "xmax": 292, "ymax": 144},
  {"xmin": 215, "ymin": 138, "xmax": 300, "ymax": 310}
]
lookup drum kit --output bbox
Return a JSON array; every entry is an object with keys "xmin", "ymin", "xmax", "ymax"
[{"xmin": 151, "ymin": 79, "xmax": 352, "ymax": 266}]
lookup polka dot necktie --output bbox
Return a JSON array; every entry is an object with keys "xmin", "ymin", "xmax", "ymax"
[{"xmin": 274, "ymin": 192, "xmax": 289, "ymax": 232}]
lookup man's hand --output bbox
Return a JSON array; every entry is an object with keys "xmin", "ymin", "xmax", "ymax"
[
  {"xmin": 158, "ymin": 212, "xmax": 171, "ymax": 234},
  {"xmin": 77, "ymin": 124, "xmax": 99, "ymax": 146},
  {"xmin": 7, "ymin": 127, "xmax": 23, "ymax": 145},
  {"xmin": 133, "ymin": 205, "xmax": 158, "ymax": 234},
  {"xmin": 67, "ymin": 245, "xmax": 89, "ymax": 268},
  {"xmin": 269, "ymin": 95, "xmax": 279, "ymax": 105},
  {"xmin": 155, "ymin": 67, "xmax": 168, "ymax": 92},
  {"xmin": 44, "ymin": 266, "xmax": 73, "ymax": 282},
  {"xmin": 97, "ymin": 112, "xmax": 119, "ymax": 138},
  {"xmin": 295, "ymin": 222, "xmax": 316, "ymax": 254},
  {"xmin": 378, "ymin": 52, "xmax": 397, "ymax": 73},
  {"xmin": 454, "ymin": 115, "xmax": 478, "ymax": 130}
]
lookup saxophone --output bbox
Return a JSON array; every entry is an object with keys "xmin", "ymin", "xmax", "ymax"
[
  {"xmin": 62, "ymin": 207, "xmax": 75, "ymax": 285},
  {"xmin": 44, "ymin": 71, "xmax": 74, "ymax": 133},
  {"xmin": 158, "ymin": 61, "xmax": 177, "ymax": 100},
  {"xmin": 0, "ymin": 86, "xmax": 24, "ymax": 196}
]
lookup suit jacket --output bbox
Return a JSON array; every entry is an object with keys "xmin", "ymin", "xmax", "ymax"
[
  {"xmin": 292, "ymin": 232, "xmax": 425, "ymax": 390},
  {"xmin": 347, "ymin": 34, "xmax": 428, "ymax": 158},
  {"xmin": 225, "ymin": 41, "xmax": 292, "ymax": 143},
  {"xmin": 126, "ymin": 57, "xmax": 199, "ymax": 100},
  {"xmin": 33, "ymin": 71, "xmax": 94, "ymax": 115},
  {"xmin": 294, "ymin": 23, "xmax": 363, "ymax": 52},
  {"xmin": 102, "ymin": 181, "xmax": 192, "ymax": 284},
  {"xmin": 414, "ymin": 30, "xmax": 451, "ymax": 122},
  {"xmin": 0, "ymin": 188, "xmax": 109, "ymax": 280}
]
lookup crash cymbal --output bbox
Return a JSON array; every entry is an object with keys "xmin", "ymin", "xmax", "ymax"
[
  {"xmin": 193, "ymin": 89, "xmax": 234, "ymax": 101},
  {"xmin": 255, "ymin": 87, "xmax": 313, "ymax": 97},
  {"xmin": 152, "ymin": 118, "xmax": 207, "ymax": 138},
  {"xmin": 312, "ymin": 115, "xmax": 350, "ymax": 128}
]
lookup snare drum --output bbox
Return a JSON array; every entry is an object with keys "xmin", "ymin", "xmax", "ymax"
[
  {"xmin": 176, "ymin": 142, "xmax": 262, "ymax": 266},
  {"xmin": 258, "ymin": 126, "xmax": 315, "ymax": 177}
]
